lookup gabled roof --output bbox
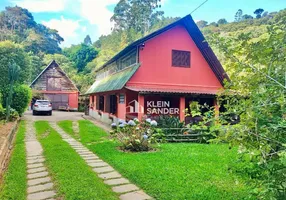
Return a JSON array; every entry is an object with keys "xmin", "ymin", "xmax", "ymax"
[
  {"xmin": 85, "ymin": 63, "xmax": 140, "ymax": 94},
  {"xmin": 30, "ymin": 60, "xmax": 79, "ymax": 92},
  {"xmin": 95, "ymin": 14, "xmax": 229, "ymax": 85}
]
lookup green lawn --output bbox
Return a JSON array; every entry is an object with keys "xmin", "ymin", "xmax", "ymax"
[
  {"xmin": 0, "ymin": 121, "xmax": 27, "ymax": 200},
  {"xmin": 57, "ymin": 120, "xmax": 78, "ymax": 139},
  {"xmin": 34, "ymin": 121, "xmax": 118, "ymax": 200},
  {"xmin": 58, "ymin": 120, "xmax": 255, "ymax": 200}
]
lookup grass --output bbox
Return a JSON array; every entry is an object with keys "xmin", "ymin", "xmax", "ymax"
[
  {"xmin": 34, "ymin": 121, "xmax": 118, "ymax": 200},
  {"xmin": 0, "ymin": 121, "xmax": 27, "ymax": 200},
  {"xmin": 57, "ymin": 120, "xmax": 78, "ymax": 139},
  {"xmin": 60, "ymin": 120, "xmax": 255, "ymax": 200}
]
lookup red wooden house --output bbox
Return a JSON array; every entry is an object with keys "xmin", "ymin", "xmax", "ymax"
[
  {"xmin": 30, "ymin": 60, "xmax": 79, "ymax": 111},
  {"xmin": 86, "ymin": 15, "xmax": 229, "ymax": 124}
]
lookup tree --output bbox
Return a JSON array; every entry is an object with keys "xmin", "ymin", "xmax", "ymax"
[
  {"xmin": 6, "ymin": 62, "xmax": 19, "ymax": 121},
  {"xmin": 217, "ymin": 18, "xmax": 227, "ymax": 25},
  {"xmin": 196, "ymin": 20, "xmax": 208, "ymax": 29},
  {"xmin": 63, "ymin": 44, "xmax": 98, "ymax": 72},
  {"xmin": 208, "ymin": 13, "xmax": 286, "ymax": 198},
  {"xmin": 209, "ymin": 22, "xmax": 218, "ymax": 27},
  {"xmin": 254, "ymin": 8, "xmax": 264, "ymax": 18},
  {"xmin": 111, "ymin": 0, "xmax": 164, "ymax": 35},
  {"xmin": 235, "ymin": 9, "xmax": 243, "ymax": 22},
  {"xmin": 262, "ymin": 11, "xmax": 268, "ymax": 17},
  {"xmin": 241, "ymin": 14, "xmax": 253, "ymax": 20},
  {"xmin": 0, "ymin": 6, "xmax": 63, "ymax": 54},
  {"xmin": 84, "ymin": 35, "xmax": 92, "ymax": 45}
]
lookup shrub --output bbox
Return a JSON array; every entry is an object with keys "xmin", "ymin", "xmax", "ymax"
[
  {"xmin": 110, "ymin": 118, "xmax": 164, "ymax": 152},
  {"xmin": 11, "ymin": 84, "xmax": 32, "ymax": 115},
  {"xmin": 157, "ymin": 115, "xmax": 185, "ymax": 135}
]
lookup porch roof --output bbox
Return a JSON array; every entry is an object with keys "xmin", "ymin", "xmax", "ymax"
[
  {"xmin": 85, "ymin": 64, "xmax": 140, "ymax": 94},
  {"xmin": 125, "ymin": 86, "xmax": 220, "ymax": 95}
]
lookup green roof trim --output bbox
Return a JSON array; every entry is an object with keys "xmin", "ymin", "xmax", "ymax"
[{"xmin": 85, "ymin": 63, "xmax": 140, "ymax": 94}]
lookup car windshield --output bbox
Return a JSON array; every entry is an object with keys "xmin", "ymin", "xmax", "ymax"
[{"xmin": 36, "ymin": 100, "xmax": 50, "ymax": 105}]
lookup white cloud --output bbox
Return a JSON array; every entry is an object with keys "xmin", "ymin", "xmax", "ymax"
[
  {"xmin": 42, "ymin": 16, "xmax": 81, "ymax": 46},
  {"xmin": 11, "ymin": 0, "xmax": 66, "ymax": 12},
  {"xmin": 79, "ymin": 0, "xmax": 119, "ymax": 36}
]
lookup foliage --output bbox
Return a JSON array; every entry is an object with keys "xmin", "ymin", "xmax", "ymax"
[
  {"xmin": 34, "ymin": 121, "xmax": 118, "ymax": 200},
  {"xmin": 157, "ymin": 115, "xmax": 185, "ymax": 135},
  {"xmin": 63, "ymin": 44, "xmax": 98, "ymax": 72},
  {"xmin": 196, "ymin": 20, "xmax": 208, "ymax": 28},
  {"xmin": 0, "ymin": 121, "xmax": 26, "ymax": 200},
  {"xmin": 254, "ymin": 8, "xmax": 264, "ymax": 18},
  {"xmin": 0, "ymin": 41, "xmax": 30, "ymax": 97},
  {"xmin": 0, "ymin": 6, "xmax": 63, "ymax": 54},
  {"xmin": 217, "ymin": 18, "xmax": 227, "ymax": 25},
  {"xmin": 5, "ymin": 61, "xmax": 20, "ymax": 121},
  {"xmin": 74, "ymin": 121, "xmax": 256, "ymax": 200},
  {"xmin": 208, "ymin": 12, "xmax": 286, "ymax": 198},
  {"xmin": 83, "ymin": 35, "xmax": 92, "ymax": 45},
  {"xmin": 111, "ymin": 0, "xmax": 164, "ymax": 35},
  {"xmin": 11, "ymin": 84, "xmax": 32, "ymax": 115},
  {"xmin": 110, "ymin": 118, "xmax": 164, "ymax": 151},
  {"xmin": 235, "ymin": 9, "xmax": 243, "ymax": 22}
]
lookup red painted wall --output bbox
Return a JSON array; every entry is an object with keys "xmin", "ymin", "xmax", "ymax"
[
  {"xmin": 127, "ymin": 25, "xmax": 223, "ymax": 93},
  {"xmin": 68, "ymin": 92, "xmax": 78, "ymax": 109}
]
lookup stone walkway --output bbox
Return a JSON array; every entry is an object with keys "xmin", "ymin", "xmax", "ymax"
[
  {"xmin": 72, "ymin": 121, "xmax": 79, "ymax": 134},
  {"xmin": 50, "ymin": 122, "xmax": 152, "ymax": 200},
  {"xmin": 25, "ymin": 121, "xmax": 56, "ymax": 200}
]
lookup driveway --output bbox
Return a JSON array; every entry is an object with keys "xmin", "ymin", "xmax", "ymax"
[{"xmin": 23, "ymin": 110, "xmax": 84, "ymax": 122}]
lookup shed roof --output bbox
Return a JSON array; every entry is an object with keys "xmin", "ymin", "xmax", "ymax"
[
  {"xmin": 95, "ymin": 14, "xmax": 229, "ymax": 85},
  {"xmin": 85, "ymin": 63, "xmax": 140, "ymax": 94}
]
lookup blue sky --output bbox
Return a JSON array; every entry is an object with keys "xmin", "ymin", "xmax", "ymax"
[{"xmin": 0, "ymin": 0, "xmax": 285, "ymax": 47}]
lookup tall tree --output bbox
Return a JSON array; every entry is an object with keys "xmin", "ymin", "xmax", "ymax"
[
  {"xmin": 196, "ymin": 20, "xmax": 208, "ymax": 29},
  {"xmin": 111, "ymin": 0, "xmax": 164, "ymax": 35},
  {"xmin": 217, "ymin": 18, "xmax": 227, "ymax": 25},
  {"xmin": 84, "ymin": 35, "xmax": 92, "ymax": 45},
  {"xmin": 235, "ymin": 9, "xmax": 243, "ymax": 22},
  {"xmin": 254, "ymin": 8, "xmax": 264, "ymax": 18},
  {"xmin": 241, "ymin": 14, "xmax": 253, "ymax": 20}
]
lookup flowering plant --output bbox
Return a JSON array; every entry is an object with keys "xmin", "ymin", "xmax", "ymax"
[{"xmin": 110, "ymin": 118, "xmax": 164, "ymax": 152}]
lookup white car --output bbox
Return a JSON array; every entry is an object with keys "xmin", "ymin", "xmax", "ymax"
[{"xmin": 33, "ymin": 100, "xmax": 52, "ymax": 116}]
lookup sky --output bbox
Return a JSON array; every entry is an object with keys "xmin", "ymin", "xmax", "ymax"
[{"xmin": 0, "ymin": 0, "xmax": 285, "ymax": 47}]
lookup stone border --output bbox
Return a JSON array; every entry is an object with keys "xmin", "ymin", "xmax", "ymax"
[
  {"xmin": 0, "ymin": 118, "xmax": 20, "ymax": 179},
  {"xmin": 51, "ymin": 122, "xmax": 153, "ymax": 200}
]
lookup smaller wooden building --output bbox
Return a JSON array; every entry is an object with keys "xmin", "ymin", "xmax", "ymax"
[{"xmin": 30, "ymin": 60, "xmax": 79, "ymax": 111}]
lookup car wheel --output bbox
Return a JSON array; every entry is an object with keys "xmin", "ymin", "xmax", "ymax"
[
  {"xmin": 33, "ymin": 111, "xmax": 36, "ymax": 115},
  {"xmin": 49, "ymin": 111, "xmax": 52, "ymax": 116}
]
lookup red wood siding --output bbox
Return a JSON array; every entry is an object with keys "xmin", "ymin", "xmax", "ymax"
[{"xmin": 126, "ymin": 25, "xmax": 223, "ymax": 93}]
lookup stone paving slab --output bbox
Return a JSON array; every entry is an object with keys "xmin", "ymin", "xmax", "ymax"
[
  {"xmin": 112, "ymin": 184, "xmax": 139, "ymax": 193},
  {"xmin": 104, "ymin": 178, "xmax": 130, "ymax": 186},
  {"xmin": 28, "ymin": 171, "xmax": 49, "ymax": 179},
  {"xmin": 119, "ymin": 190, "xmax": 153, "ymax": 200},
  {"xmin": 27, "ymin": 190, "xmax": 56, "ymax": 200},
  {"xmin": 27, "ymin": 167, "xmax": 47, "ymax": 174},
  {"xmin": 27, "ymin": 156, "xmax": 44, "ymax": 160},
  {"xmin": 28, "ymin": 177, "xmax": 51, "ymax": 186},
  {"xmin": 93, "ymin": 166, "xmax": 114, "ymax": 173},
  {"xmin": 27, "ymin": 158, "xmax": 45, "ymax": 164},
  {"xmin": 27, "ymin": 163, "xmax": 44, "ymax": 169},
  {"xmin": 51, "ymin": 122, "xmax": 152, "ymax": 200},
  {"xmin": 88, "ymin": 162, "xmax": 108, "ymax": 168},
  {"xmin": 98, "ymin": 171, "xmax": 122, "ymax": 180},
  {"xmin": 28, "ymin": 183, "xmax": 54, "ymax": 194}
]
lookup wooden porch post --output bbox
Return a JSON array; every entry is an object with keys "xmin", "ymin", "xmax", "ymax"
[
  {"xmin": 179, "ymin": 96, "xmax": 185, "ymax": 122},
  {"xmin": 138, "ymin": 94, "xmax": 145, "ymax": 121},
  {"xmin": 117, "ymin": 93, "xmax": 126, "ymax": 120},
  {"xmin": 93, "ymin": 95, "xmax": 96, "ymax": 110}
]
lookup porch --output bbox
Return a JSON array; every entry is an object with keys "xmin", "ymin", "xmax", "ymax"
[{"xmin": 88, "ymin": 89, "xmax": 219, "ymax": 125}]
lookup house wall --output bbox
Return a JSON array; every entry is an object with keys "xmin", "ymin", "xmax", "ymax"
[{"xmin": 126, "ymin": 25, "xmax": 223, "ymax": 93}]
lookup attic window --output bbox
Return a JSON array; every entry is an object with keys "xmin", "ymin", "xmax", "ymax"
[{"xmin": 172, "ymin": 50, "xmax": 190, "ymax": 67}]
